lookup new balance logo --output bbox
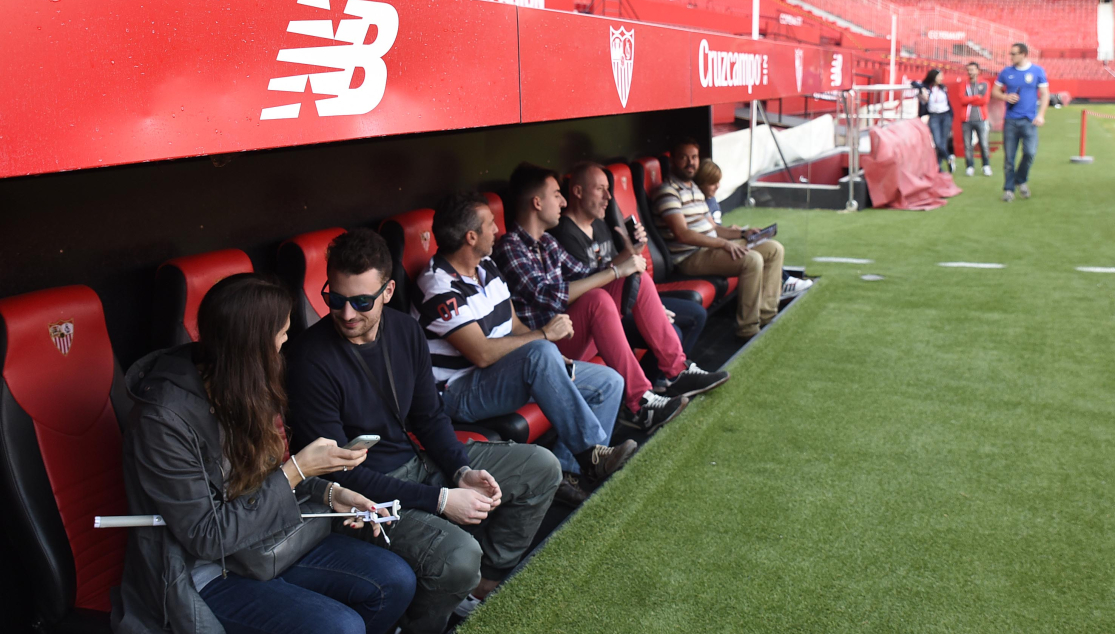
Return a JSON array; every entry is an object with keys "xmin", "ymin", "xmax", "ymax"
[{"xmin": 261, "ymin": 0, "xmax": 399, "ymax": 121}]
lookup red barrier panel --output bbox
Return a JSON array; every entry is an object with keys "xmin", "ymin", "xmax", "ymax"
[{"xmin": 861, "ymin": 119, "xmax": 962, "ymax": 211}]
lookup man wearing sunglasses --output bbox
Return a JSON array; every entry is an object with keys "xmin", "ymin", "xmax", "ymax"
[{"xmin": 284, "ymin": 228, "xmax": 562, "ymax": 634}]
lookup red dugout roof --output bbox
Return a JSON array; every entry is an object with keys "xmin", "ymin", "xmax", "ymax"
[{"xmin": 0, "ymin": 0, "xmax": 853, "ymax": 179}]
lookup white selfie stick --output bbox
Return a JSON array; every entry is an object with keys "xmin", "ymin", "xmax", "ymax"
[{"xmin": 94, "ymin": 500, "xmax": 402, "ymax": 542}]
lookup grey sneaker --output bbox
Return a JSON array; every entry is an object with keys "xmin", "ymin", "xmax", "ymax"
[
  {"xmin": 965, "ymin": 166, "xmax": 975, "ymax": 177},
  {"xmin": 1002, "ymin": 191, "xmax": 1015, "ymax": 203},
  {"xmin": 983, "ymin": 165, "xmax": 993, "ymax": 177},
  {"xmin": 1019, "ymin": 183, "xmax": 1031, "ymax": 199},
  {"xmin": 577, "ymin": 440, "xmax": 638, "ymax": 481}
]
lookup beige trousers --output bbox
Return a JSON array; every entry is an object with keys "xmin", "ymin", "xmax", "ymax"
[{"xmin": 675, "ymin": 239, "xmax": 785, "ymax": 337}]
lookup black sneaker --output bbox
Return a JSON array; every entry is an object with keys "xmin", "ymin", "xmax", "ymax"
[
  {"xmin": 553, "ymin": 471, "xmax": 589, "ymax": 507},
  {"xmin": 657, "ymin": 362, "xmax": 730, "ymax": 398},
  {"xmin": 618, "ymin": 392, "xmax": 689, "ymax": 435},
  {"xmin": 576, "ymin": 440, "xmax": 638, "ymax": 482}
]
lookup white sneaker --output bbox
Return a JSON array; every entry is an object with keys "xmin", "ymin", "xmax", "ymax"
[
  {"xmin": 965, "ymin": 166, "xmax": 975, "ymax": 177},
  {"xmin": 781, "ymin": 276, "xmax": 813, "ymax": 300},
  {"xmin": 454, "ymin": 594, "xmax": 482, "ymax": 619},
  {"xmin": 982, "ymin": 165, "xmax": 993, "ymax": 177}
]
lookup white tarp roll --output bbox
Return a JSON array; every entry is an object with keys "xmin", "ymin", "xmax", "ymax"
[
  {"xmin": 1099, "ymin": 2, "xmax": 1114, "ymax": 62},
  {"xmin": 711, "ymin": 114, "xmax": 836, "ymax": 201}
]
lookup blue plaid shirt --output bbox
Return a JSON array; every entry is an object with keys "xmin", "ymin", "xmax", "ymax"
[{"xmin": 492, "ymin": 225, "xmax": 596, "ymax": 330}]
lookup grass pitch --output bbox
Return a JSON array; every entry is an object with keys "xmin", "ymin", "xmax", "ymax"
[{"xmin": 459, "ymin": 105, "xmax": 1115, "ymax": 634}]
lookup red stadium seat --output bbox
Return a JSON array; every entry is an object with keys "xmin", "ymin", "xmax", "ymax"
[
  {"xmin": 0, "ymin": 286, "xmax": 131, "ymax": 632},
  {"xmin": 152, "ymin": 248, "xmax": 254, "ymax": 348},
  {"xmin": 379, "ymin": 211, "xmax": 552, "ymax": 445},
  {"xmin": 483, "ymin": 192, "xmax": 509, "ymax": 237},
  {"xmin": 277, "ymin": 227, "xmax": 346, "ymax": 335}
]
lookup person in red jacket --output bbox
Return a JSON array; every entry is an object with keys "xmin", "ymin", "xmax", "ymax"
[{"xmin": 958, "ymin": 61, "xmax": 993, "ymax": 177}]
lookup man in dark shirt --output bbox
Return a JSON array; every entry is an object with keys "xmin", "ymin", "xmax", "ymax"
[
  {"xmin": 285, "ymin": 228, "xmax": 561, "ymax": 634},
  {"xmin": 494, "ymin": 162, "xmax": 728, "ymax": 436},
  {"xmin": 548, "ymin": 161, "xmax": 716, "ymax": 388}
]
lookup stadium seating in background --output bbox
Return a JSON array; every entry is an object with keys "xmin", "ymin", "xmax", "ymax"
[
  {"xmin": 0, "ymin": 286, "xmax": 130, "ymax": 633},
  {"xmin": 379, "ymin": 210, "xmax": 552, "ymax": 445},
  {"xmin": 278, "ymin": 227, "xmax": 346, "ymax": 337},
  {"xmin": 151, "ymin": 248, "xmax": 254, "ymax": 349},
  {"xmin": 887, "ymin": 0, "xmax": 1099, "ymax": 51}
]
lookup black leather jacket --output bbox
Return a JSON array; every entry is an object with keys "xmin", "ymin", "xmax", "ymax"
[{"xmin": 111, "ymin": 344, "xmax": 330, "ymax": 633}]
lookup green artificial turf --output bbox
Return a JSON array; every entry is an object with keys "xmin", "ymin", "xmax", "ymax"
[{"xmin": 459, "ymin": 105, "xmax": 1115, "ymax": 634}]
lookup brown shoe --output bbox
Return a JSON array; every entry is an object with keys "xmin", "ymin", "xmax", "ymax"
[
  {"xmin": 577, "ymin": 440, "xmax": 638, "ymax": 482},
  {"xmin": 553, "ymin": 472, "xmax": 589, "ymax": 507}
]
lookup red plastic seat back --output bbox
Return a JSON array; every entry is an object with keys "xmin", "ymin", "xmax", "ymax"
[
  {"xmin": 0, "ymin": 286, "xmax": 129, "ymax": 618},
  {"xmin": 380, "ymin": 209, "xmax": 437, "ymax": 283},
  {"xmin": 607, "ymin": 163, "xmax": 656, "ymax": 278},
  {"xmin": 278, "ymin": 227, "xmax": 346, "ymax": 334},
  {"xmin": 483, "ymin": 192, "xmax": 508, "ymax": 237},
  {"xmin": 154, "ymin": 249, "xmax": 254, "ymax": 346},
  {"xmin": 635, "ymin": 156, "xmax": 664, "ymax": 195}
]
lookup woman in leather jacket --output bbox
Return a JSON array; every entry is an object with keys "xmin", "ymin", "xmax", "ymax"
[{"xmin": 112, "ymin": 274, "xmax": 415, "ymax": 634}]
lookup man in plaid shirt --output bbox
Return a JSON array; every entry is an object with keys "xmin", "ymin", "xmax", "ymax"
[{"xmin": 493, "ymin": 163, "xmax": 727, "ymax": 435}]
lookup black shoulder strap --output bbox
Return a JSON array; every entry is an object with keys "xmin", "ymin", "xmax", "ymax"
[{"xmin": 345, "ymin": 320, "xmax": 427, "ymax": 465}]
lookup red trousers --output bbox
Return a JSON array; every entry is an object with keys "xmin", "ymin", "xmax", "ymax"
[{"xmin": 556, "ymin": 273, "xmax": 687, "ymax": 412}]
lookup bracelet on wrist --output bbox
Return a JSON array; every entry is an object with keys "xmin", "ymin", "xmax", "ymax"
[
  {"xmin": 327, "ymin": 482, "xmax": 337, "ymax": 509},
  {"xmin": 437, "ymin": 488, "xmax": 449, "ymax": 515},
  {"xmin": 289, "ymin": 454, "xmax": 307, "ymax": 482},
  {"xmin": 610, "ymin": 264, "xmax": 619, "ymax": 280}
]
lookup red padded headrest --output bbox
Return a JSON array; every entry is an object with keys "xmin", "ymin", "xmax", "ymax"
[
  {"xmin": 384, "ymin": 208, "xmax": 437, "ymax": 282},
  {"xmin": 608, "ymin": 163, "xmax": 654, "ymax": 277},
  {"xmin": 160, "ymin": 249, "xmax": 254, "ymax": 342},
  {"xmin": 0, "ymin": 285, "xmax": 126, "ymax": 612},
  {"xmin": 483, "ymin": 192, "xmax": 507, "ymax": 237},
  {"xmin": 635, "ymin": 157, "xmax": 663, "ymax": 194},
  {"xmin": 282, "ymin": 227, "xmax": 345, "ymax": 319}
]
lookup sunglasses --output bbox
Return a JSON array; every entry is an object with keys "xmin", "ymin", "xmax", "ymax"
[{"xmin": 321, "ymin": 280, "xmax": 390, "ymax": 312}]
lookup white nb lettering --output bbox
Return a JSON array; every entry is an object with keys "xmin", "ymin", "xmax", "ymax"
[{"xmin": 261, "ymin": 0, "xmax": 400, "ymax": 121}]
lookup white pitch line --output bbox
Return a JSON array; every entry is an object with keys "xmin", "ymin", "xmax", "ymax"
[
  {"xmin": 813, "ymin": 257, "xmax": 874, "ymax": 264},
  {"xmin": 1076, "ymin": 267, "xmax": 1115, "ymax": 274},
  {"xmin": 938, "ymin": 262, "xmax": 1005, "ymax": 269}
]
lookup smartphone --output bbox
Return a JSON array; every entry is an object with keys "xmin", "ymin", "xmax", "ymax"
[
  {"xmin": 624, "ymin": 215, "xmax": 640, "ymax": 244},
  {"xmin": 342, "ymin": 434, "xmax": 380, "ymax": 451}
]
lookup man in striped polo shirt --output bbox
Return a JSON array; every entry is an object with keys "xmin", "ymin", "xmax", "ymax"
[
  {"xmin": 652, "ymin": 138, "xmax": 785, "ymax": 339},
  {"xmin": 414, "ymin": 191, "xmax": 635, "ymax": 506}
]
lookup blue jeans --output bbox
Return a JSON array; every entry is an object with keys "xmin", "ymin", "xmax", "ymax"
[
  {"xmin": 624, "ymin": 296, "xmax": 707, "ymax": 382},
  {"xmin": 441, "ymin": 339, "xmax": 623, "ymax": 474},
  {"xmin": 1003, "ymin": 117, "xmax": 1039, "ymax": 191},
  {"xmin": 199, "ymin": 533, "xmax": 416, "ymax": 634},
  {"xmin": 928, "ymin": 112, "xmax": 953, "ymax": 170}
]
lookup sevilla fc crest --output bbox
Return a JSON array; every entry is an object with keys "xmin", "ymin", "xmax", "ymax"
[
  {"xmin": 610, "ymin": 27, "xmax": 635, "ymax": 108},
  {"xmin": 794, "ymin": 49, "xmax": 804, "ymax": 93},
  {"xmin": 49, "ymin": 319, "xmax": 74, "ymax": 356}
]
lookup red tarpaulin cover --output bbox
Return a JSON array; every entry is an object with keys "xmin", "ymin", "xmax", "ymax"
[{"xmin": 861, "ymin": 118, "xmax": 963, "ymax": 211}]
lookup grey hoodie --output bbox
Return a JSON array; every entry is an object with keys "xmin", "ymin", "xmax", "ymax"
[{"xmin": 111, "ymin": 344, "xmax": 330, "ymax": 633}]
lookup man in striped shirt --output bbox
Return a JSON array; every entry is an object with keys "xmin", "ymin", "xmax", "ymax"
[
  {"xmin": 652, "ymin": 138, "xmax": 785, "ymax": 339},
  {"xmin": 414, "ymin": 192, "xmax": 635, "ymax": 506}
]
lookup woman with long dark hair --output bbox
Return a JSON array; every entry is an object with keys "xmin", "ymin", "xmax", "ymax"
[
  {"xmin": 113, "ymin": 273, "xmax": 415, "ymax": 634},
  {"xmin": 918, "ymin": 68, "xmax": 955, "ymax": 172}
]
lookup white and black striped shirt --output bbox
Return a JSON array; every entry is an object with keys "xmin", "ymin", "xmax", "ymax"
[{"xmin": 412, "ymin": 255, "xmax": 514, "ymax": 388}]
